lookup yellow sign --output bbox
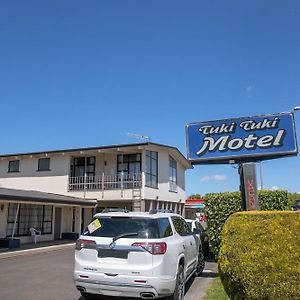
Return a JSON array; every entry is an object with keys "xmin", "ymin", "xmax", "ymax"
[{"xmin": 88, "ymin": 219, "xmax": 101, "ymax": 234}]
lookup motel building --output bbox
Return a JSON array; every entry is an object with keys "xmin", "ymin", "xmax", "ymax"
[{"xmin": 0, "ymin": 142, "xmax": 191, "ymax": 245}]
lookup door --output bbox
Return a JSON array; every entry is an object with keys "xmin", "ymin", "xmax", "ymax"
[
  {"xmin": 54, "ymin": 208, "xmax": 62, "ymax": 240},
  {"xmin": 171, "ymin": 216, "xmax": 197, "ymax": 276}
]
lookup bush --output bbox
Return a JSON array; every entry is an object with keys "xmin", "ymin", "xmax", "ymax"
[
  {"xmin": 204, "ymin": 190, "xmax": 290, "ymax": 258},
  {"xmin": 218, "ymin": 211, "xmax": 300, "ymax": 300},
  {"xmin": 204, "ymin": 192, "xmax": 242, "ymax": 258},
  {"xmin": 259, "ymin": 190, "xmax": 289, "ymax": 210}
]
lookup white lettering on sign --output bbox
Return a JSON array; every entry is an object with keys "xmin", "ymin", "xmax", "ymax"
[
  {"xmin": 199, "ymin": 123, "xmax": 236, "ymax": 135},
  {"xmin": 240, "ymin": 118, "xmax": 279, "ymax": 131},
  {"xmin": 196, "ymin": 129, "xmax": 286, "ymax": 156}
]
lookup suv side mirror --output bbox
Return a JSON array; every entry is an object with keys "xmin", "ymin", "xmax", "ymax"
[{"xmin": 193, "ymin": 228, "xmax": 201, "ymax": 234}]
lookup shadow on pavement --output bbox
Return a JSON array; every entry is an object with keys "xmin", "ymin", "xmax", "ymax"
[
  {"xmin": 200, "ymin": 271, "xmax": 218, "ymax": 278},
  {"xmin": 185, "ymin": 276, "xmax": 195, "ymax": 295},
  {"xmin": 78, "ymin": 295, "xmax": 139, "ymax": 300}
]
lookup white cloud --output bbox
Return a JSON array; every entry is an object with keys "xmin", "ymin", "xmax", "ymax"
[
  {"xmin": 211, "ymin": 174, "xmax": 227, "ymax": 181},
  {"xmin": 271, "ymin": 185, "xmax": 279, "ymax": 190},
  {"xmin": 246, "ymin": 85, "xmax": 255, "ymax": 92},
  {"xmin": 200, "ymin": 176, "xmax": 210, "ymax": 182}
]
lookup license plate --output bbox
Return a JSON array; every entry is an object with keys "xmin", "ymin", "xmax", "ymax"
[{"xmin": 98, "ymin": 249, "xmax": 128, "ymax": 259}]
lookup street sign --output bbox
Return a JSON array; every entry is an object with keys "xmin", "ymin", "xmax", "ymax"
[{"xmin": 186, "ymin": 112, "xmax": 298, "ymax": 164}]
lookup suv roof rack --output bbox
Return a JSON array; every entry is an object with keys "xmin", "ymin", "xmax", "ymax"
[
  {"xmin": 149, "ymin": 209, "xmax": 173, "ymax": 214},
  {"xmin": 101, "ymin": 208, "xmax": 130, "ymax": 213}
]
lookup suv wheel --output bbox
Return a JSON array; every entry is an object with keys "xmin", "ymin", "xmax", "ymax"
[
  {"xmin": 166, "ymin": 264, "xmax": 185, "ymax": 300},
  {"xmin": 80, "ymin": 292, "xmax": 97, "ymax": 299},
  {"xmin": 195, "ymin": 251, "xmax": 205, "ymax": 276}
]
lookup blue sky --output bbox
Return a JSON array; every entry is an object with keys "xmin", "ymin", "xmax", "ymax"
[{"xmin": 0, "ymin": 1, "xmax": 300, "ymax": 196}]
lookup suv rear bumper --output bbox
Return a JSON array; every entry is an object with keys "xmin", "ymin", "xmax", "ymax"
[{"xmin": 74, "ymin": 271, "xmax": 176, "ymax": 298}]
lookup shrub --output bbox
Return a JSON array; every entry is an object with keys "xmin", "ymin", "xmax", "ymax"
[
  {"xmin": 204, "ymin": 192, "xmax": 242, "ymax": 258},
  {"xmin": 204, "ymin": 190, "xmax": 290, "ymax": 258},
  {"xmin": 218, "ymin": 211, "xmax": 300, "ymax": 300},
  {"xmin": 259, "ymin": 190, "xmax": 289, "ymax": 210}
]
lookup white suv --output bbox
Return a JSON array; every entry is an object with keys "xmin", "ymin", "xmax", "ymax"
[{"xmin": 73, "ymin": 210, "xmax": 205, "ymax": 300}]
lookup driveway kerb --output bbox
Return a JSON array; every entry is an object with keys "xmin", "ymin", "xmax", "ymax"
[{"xmin": 0, "ymin": 243, "xmax": 75, "ymax": 260}]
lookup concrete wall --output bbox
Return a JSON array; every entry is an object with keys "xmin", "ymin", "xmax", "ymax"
[{"xmin": 0, "ymin": 154, "xmax": 70, "ymax": 194}]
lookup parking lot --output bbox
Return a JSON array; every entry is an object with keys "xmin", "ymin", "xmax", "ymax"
[{"xmin": 0, "ymin": 246, "xmax": 217, "ymax": 300}]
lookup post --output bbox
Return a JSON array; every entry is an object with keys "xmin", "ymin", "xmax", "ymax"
[
  {"xmin": 121, "ymin": 171, "xmax": 124, "ymax": 198},
  {"xmin": 239, "ymin": 163, "xmax": 260, "ymax": 211},
  {"xmin": 83, "ymin": 156, "xmax": 87, "ymax": 199},
  {"xmin": 259, "ymin": 161, "xmax": 263, "ymax": 190},
  {"xmin": 11, "ymin": 203, "xmax": 20, "ymax": 240},
  {"xmin": 102, "ymin": 172, "xmax": 105, "ymax": 199}
]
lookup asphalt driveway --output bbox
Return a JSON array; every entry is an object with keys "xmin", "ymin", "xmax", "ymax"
[{"xmin": 0, "ymin": 245, "xmax": 217, "ymax": 300}]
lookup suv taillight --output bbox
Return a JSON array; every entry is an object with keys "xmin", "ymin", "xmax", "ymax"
[
  {"xmin": 75, "ymin": 239, "xmax": 96, "ymax": 250},
  {"xmin": 132, "ymin": 242, "xmax": 167, "ymax": 255}
]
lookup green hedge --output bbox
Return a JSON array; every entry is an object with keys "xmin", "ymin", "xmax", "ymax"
[
  {"xmin": 204, "ymin": 190, "xmax": 289, "ymax": 258},
  {"xmin": 218, "ymin": 211, "xmax": 300, "ymax": 300},
  {"xmin": 204, "ymin": 192, "xmax": 242, "ymax": 258},
  {"xmin": 259, "ymin": 190, "xmax": 289, "ymax": 210}
]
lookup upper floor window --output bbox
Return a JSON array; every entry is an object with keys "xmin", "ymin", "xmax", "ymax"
[
  {"xmin": 145, "ymin": 151, "xmax": 158, "ymax": 188},
  {"xmin": 169, "ymin": 156, "xmax": 177, "ymax": 192},
  {"xmin": 8, "ymin": 160, "xmax": 20, "ymax": 173},
  {"xmin": 71, "ymin": 156, "xmax": 95, "ymax": 177},
  {"xmin": 38, "ymin": 158, "xmax": 50, "ymax": 171},
  {"xmin": 117, "ymin": 154, "xmax": 141, "ymax": 174}
]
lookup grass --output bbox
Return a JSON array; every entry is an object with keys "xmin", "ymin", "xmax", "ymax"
[{"xmin": 203, "ymin": 276, "xmax": 230, "ymax": 300}]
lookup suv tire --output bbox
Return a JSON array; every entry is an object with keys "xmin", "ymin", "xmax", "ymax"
[
  {"xmin": 80, "ymin": 292, "xmax": 97, "ymax": 299},
  {"xmin": 194, "ymin": 251, "xmax": 205, "ymax": 276},
  {"xmin": 166, "ymin": 264, "xmax": 185, "ymax": 300}
]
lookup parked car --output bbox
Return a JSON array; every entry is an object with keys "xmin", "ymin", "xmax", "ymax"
[
  {"xmin": 74, "ymin": 210, "xmax": 205, "ymax": 300},
  {"xmin": 185, "ymin": 219, "xmax": 209, "ymax": 256},
  {"xmin": 292, "ymin": 200, "xmax": 300, "ymax": 211}
]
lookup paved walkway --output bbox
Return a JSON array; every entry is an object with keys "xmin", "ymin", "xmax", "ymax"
[
  {"xmin": 0, "ymin": 240, "xmax": 75, "ymax": 259},
  {"xmin": 185, "ymin": 260, "xmax": 218, "ymax": 300}
]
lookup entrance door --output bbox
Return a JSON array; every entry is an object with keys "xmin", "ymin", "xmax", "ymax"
[{"xmin": 54, "ymin": 208, "xmax": 62, "ymax": 240}]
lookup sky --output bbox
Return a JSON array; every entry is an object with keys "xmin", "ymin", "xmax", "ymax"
[{"xmin": 0, "ymin": 1, "xmax": 300, "ymax": 196}]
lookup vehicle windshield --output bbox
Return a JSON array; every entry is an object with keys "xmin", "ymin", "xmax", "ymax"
[{"xmin": 82, "ymin": 216, "xmax": 161, "ymax": 239}]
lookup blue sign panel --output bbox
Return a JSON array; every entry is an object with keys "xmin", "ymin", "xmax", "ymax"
[{"xmin": 186, "ymin": 112, "xmax": 298, "ymax": 164}]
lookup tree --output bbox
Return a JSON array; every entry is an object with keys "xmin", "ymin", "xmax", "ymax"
[{"xmin": 188, "ymin": 194, "xmax": 202, "ymax": 199}]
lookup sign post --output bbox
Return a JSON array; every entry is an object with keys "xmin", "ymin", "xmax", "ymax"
[{"xmin": 239, "ymin": 163, "xmax": 259, "ymax": 210}]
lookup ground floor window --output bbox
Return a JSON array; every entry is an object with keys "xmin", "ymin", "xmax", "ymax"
[{"xmin": 6, "ymin": 204, "xmax": 53, "ymax": 237}]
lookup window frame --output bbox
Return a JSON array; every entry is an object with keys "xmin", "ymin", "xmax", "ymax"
[
  {"xmin": 117, "ymin": 154, "xmax": 141, "ymax": 175},
  {"xmin": 8, "ymin": 160, "xmax": 20, "ymax": 173},
  {"xmin": 169, "ymin": 156, "xmax": 177, "ymax": 192},
  {"xmin": 38, "ymin": 157, "xmax": 50, "ymax": 171},
  {"xmin": 6, "ymin": 204, "xmax": 53, "ymax": 237},
  {"xmin": 145, "ymin": 151, "xmax": 158, "ymax": 189}
]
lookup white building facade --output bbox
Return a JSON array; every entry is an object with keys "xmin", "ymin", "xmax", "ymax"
[{"xmin": 0, "ymin": 142, "xmax": 191, "ymax": 244}]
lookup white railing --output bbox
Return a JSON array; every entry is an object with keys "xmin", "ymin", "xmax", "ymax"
[{"xmin": 68, "ymin": 172, "xmax": 142, "ymax": 191}]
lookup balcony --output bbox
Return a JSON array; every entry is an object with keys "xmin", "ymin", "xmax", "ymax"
[{"xmin": 68, "ymin": 172, "xmax": 142, "ymax": 191}]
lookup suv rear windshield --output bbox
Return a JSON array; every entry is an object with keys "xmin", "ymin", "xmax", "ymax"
[{"xmin": 82, "ymin": 216, "xmax": 172, "ymax": 239}]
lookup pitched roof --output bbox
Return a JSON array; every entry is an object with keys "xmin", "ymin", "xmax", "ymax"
[{"xmin": 0, "ymin": 187, "xmax": 97, "ymax": 207}]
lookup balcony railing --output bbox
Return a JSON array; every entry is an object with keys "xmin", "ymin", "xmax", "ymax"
[{"xmin": 68, "ymin": 172, "xmax": 142, "ymax": 191}]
